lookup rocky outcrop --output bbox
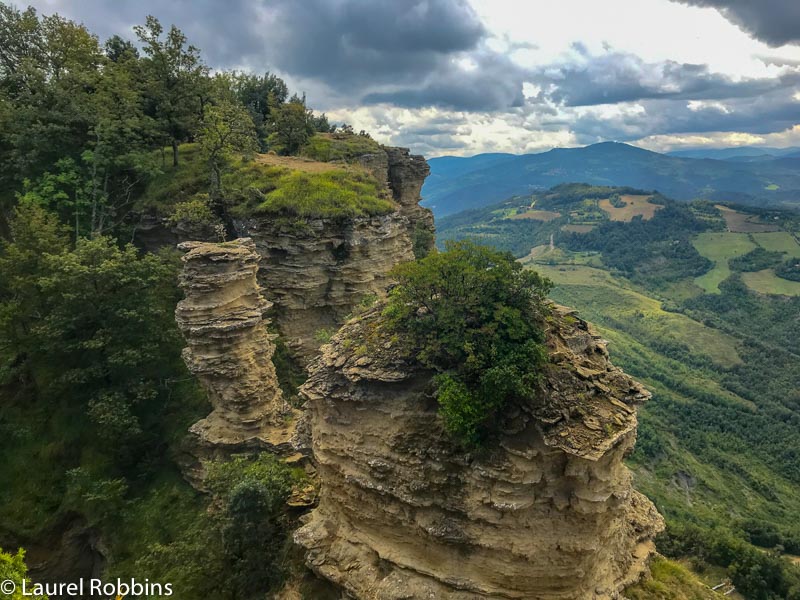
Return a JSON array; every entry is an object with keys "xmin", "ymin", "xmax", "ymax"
[
  {"xmin": 137, "ymin": 147, "xmax": 432, "ymax": 364},
  {"xmin": 295, "ymin": 305, "xmax": 664, "ymax": 599},
  {"xmin": 234, "ymin": 147, "xmax": 433, "ymax": 363},
  {"xmin": 175, "ymin": 238, "xmax": 298, "ymax": 472},
  {"xmin": 235, "ymin": 215, "xmax": 415, "ymax": 362},
  {"xmin": 385, "ymin": 146, "xmax": 435, "ymax": 249}
]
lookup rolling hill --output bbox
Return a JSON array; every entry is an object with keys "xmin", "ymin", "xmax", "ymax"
[
  {"xmin": 437, "ymin": 184, "xmax": 800, "ymax": 594},
  {"xmin": 423, "ymin": 142, "xmax": 800, "ymax": 217}
]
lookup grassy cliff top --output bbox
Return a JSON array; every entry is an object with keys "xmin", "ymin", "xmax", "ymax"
[
  {"xmin": 139, "ymin": 144, "xmax": 394, "ymax": 221},
  {"xmin": 300, "ymin": 132, "xmax": 383, "ymax": 162}
]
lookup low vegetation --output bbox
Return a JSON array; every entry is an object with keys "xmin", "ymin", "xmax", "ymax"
[
  {"xmin": 256, "ymin": 169, "xmax": 392, "ymax": 219},
  {"xmin": 599, "ymin": 194, "xmax": 662, "ymax": 222},
  {"xmin": 301, "ymin": 132, "xmax": 382, "ymax": 162},
  {"xmin": 139, "ymin": 143, "xmax": 393, "ymax": 224},
  {"xmin": 0, "ymin": 548, "xmax": 45, "ymax": 600},
  {"xmin": 626, "ymin": 556, "xmax": 720, "ymax": 600},
  {"xmin": 716, "ymin": 205, "xmax": 782, "ymax": 233},
  {"xmin": 692, "ymin": 232, "xmax": 756, "ymax": 293}
]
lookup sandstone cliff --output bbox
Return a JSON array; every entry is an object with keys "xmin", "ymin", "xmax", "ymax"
[
  {"xmin": 175, "ymin": 238, "xmax": 297, "ymax": 469},
  {"xmin": 295, "ymin": 304, "xmax": 664, "ymax": 599},
  {"xmin": 232, "ymin": 147, "xmax": 433, "ymax": 362},
  {"xmin": 141, "ymin": 146, "xmax": 433, "ymax": 364}
]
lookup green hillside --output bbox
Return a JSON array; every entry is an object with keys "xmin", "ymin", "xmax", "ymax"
[{"xmin": 440, "ymin": 184, "xmax": 800, "ymax": 596}]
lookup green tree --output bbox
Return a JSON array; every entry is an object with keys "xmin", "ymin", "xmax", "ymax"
[
  {"xmin": 197, "ymin": 101, "xmax": 258, "ymax": 200},
  {"xmin": 0, "ymin": 204, "xmax": 70, "ymax": 383},
  {"xmin": 80, "ymin": 43, "xmax": 159, "ymax": 235},
  {"xmin": 134, "ymin": 16, "xmax": 208, "ymax": 167},
  {"xmin": 385, "ymin": 241, "xmax": 552, "ymax": 445},
  {"xmin": 0, "ymin": 6, "xmax": 103, "ymax": 210},
  {"xmin": 269, "ymin": 98, "xmax": 314, "ymax": 155},
  {"xmin": 207, "ymin": 454, "xmax": 296, "ymax": 597},
  {"xmin": 137, "ymin": 454, "xmax": 296, "ymax": 599},
  {"xmin": 0, "ymin": 206, "xmax": 184, "ymax": 458},
  {"xmin": 227, "ymin": 71, "xmax": 289, "ymax": 147}
]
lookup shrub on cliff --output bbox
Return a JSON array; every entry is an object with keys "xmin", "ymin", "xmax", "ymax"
[
  {"xmin": 385, "ymin": 240, "xmax": 552, "ymax": 446},
  {"xmin": 0, "ymin": 547, "xmax": 46, "ymax": 599}
]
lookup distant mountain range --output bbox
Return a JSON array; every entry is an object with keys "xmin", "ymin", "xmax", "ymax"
[
  {"xmin": 667, "ymin": 146, "xmax": 800, "ymax": 160},
  {"xmin": 422, "ymin": 142, "xmax": 800, "ymax": 217}
]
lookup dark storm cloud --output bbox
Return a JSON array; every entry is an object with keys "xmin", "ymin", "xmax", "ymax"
[
  {"xmin": 23, "ymin": 0, "xmax": 271, "ymax": 67},
  {"xmin": 671, "ymin": 0, "xmax": 800, "ymax": 46},
  {"xmin": 363, "ymin": 51, "xmax": 526, "ymax": 110},
  {"xmin": 25, "ymin": 0, "xmax": 530, "ymax": 112},
  {"xmin": 26, "ymin": 0, "xmax": 485, "ymax": 69},
  {"xmin": 262, "ymin": 0, "xmax": 485, "ymax": 86},
  {"xmin": 263, "ymin": 0, "xmax": 529, "ymax": 110},
  {"xmin": 535, "ymin": 50, "xmax": 800, "ymax": 107}
]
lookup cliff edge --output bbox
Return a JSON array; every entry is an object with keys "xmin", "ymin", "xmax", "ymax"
[
  {"xmin": 234, "ymin": 146, "xmax": 434, "ymax": 362},
  {"xmin": 295, "ymin": 304, "xmax": 664, "ymax": 599}
]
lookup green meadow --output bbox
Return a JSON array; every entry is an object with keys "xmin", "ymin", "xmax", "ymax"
[{"xmin": 692, "ymin": 232, "xmax": 756, "ymax": 293}]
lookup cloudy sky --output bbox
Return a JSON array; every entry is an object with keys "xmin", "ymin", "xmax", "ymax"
[{"xmin": 23, "ymin": 0, "xmax": 800, "ymax": 156}]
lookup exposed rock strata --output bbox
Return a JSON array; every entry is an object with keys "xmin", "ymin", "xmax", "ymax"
[
  {"xmin": 235, "ymin": 147, "xmax": 433, "ymax": 362},
  {"xmin": 175, "ymin": 238, "xmax": 297, "ymax": 470},
  {"xmin": 235, "ymin": 214, "xmax": 415, "ymax": 362},
  {"xmin": 295, "ymin": 305, "xmax": 664, "ymax": 599},
  {"xmin": 138, "ymin": 147, "xmax": 432, "ymax": 363},
  {"xmin": 385, "ymin": 146, "xmax": 435, "ymax": 248}
]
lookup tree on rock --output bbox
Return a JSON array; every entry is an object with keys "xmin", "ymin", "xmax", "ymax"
[
  {"xmin": 197, "ymin": 101, "xmax": 258, "ymax": 200},
  {"xmin": 385, "ymin": 240, "xmax": 552, "ymax": 446}
]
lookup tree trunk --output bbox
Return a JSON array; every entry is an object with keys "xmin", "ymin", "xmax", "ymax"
[
  {"xmin": 172, "ymin": 140, "xmax": 179, "ymax": 167},
  {"xmin": 210, "ymin": 160, "xmax": 222, "ymax": 201}
]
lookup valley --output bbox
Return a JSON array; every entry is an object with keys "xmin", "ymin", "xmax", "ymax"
[{"xmin": 437, "ymin": 184, "xmax": 800, "ymax": 596}]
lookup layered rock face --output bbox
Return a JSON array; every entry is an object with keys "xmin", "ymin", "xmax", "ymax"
[
  {"xmin": 235, "ymin": 147, "xmax": 433, "ymax": 362},
  {"xmin": 236, "ymin": 214, "xmax": 415, "ymax": 362},
  {"xmin": 175, "ymin": 238, "xmax": 295, "ymax": 458},
  {"xmin": 295, "ymin": 305, "xmax": 664, "ymax": 599},
  {"xmin": 385, "ymin": 146, "xmax": 435, "ymax": 244},
  {"xmin": 138, "ymin": 146, "xmax": 432, "ymax": 363}
]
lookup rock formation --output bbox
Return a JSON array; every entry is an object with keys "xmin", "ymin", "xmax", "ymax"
[
  {"xmin": 295, "ymin": 304, "xmax": 664, "ymax": 599},
  {"xmin": 138, "ymin": 146, "xmax": 432, "ymax": 364},
  {"xmin": 385, "ymin": 146, "xmax": 435, "ymax": 247},
  {"xmin": 235, "ymin": 214, "xmax": 415, "ymax": 362},
  {"xmin": 175, "ymin": 238, "xmax": 296, "ymax": 466},
  {"xmin": 234, "ymin": 147, "xmax": 433, "ymax": 362}
]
